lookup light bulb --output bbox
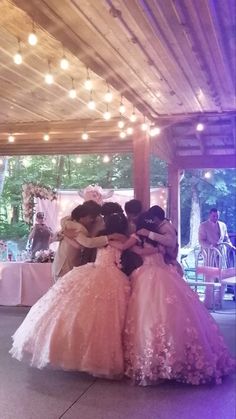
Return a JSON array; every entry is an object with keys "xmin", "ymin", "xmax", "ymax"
[
  {"xmin": 52, "ymin": 158, "xmax": 56, "ymax": 164},
  {"xmin": 118, "ymin": 120, "xmax": 125, "ymax": 129},
  {"xmin": 84, "ymin": 78, "xmax": 92, "ymax": 91},
  {"xmin": 204, "ymin": 171, "xmax": 211, "ymax": 179},
  {"xmin": 126, "ymin": 127, "xmax": 133, "ymax": 135},
  {"xmin": 81, "ymin": 132, "xmax": 89, "ymax": 140},
  {"xmin": 8, "ymin": 135, "xmax": 15, "ymax": 143},
  {"xmin": 103, "ymin": 155, "xmax": 110, "ymax": 163},
  {"xmin": 13, "ymin": 52, "xmax": 22, "ymax": 65},
  {"xmin": 150, "ymin": 126, "xmax": 161, "ymax": 136},
  {"xmin": 43, "ymin": 134, "xmax": 50, "ymax": 141},
  {"xmin": 104, "ymin": 90, "xmax": 113, "ymax": 103},
  {"xmin": 119, "ymin": 103, "xmax": 126, "ymax": 114},
  {"xmin": 69, "ymin": 88, "xmax": 77, "ymax": 99},
  {"xmin": 103, "ymin": 111, "xmax": 111, "ymax": 120},
  {"xmin": 60, "ymin": 56, "xmax": 69, "ymax": 70},
  {"xmin": 119, "ymin": 131, "xmax": 127, "ymax": 139},
  {"xmin": 196, "ymin": 122, "xmax": 204, "ymax": 132},
  {"xmin": 28, "ymin": 32, "xmax": 38, "ymax": 46},
  {"xmin": 44, "ymin": 73, "xmax": 54, "ymax": 84},
  {"xmin": 76, "ymin": 156, "xmax": 82, "ymax": 163},
  {"xmin": 88, "ymin": 100, "xmax": 96, "ymax": 110},
  {"xmin": 130, "ymin": 112, "xmax": 137, "ymax": 122},
  {"xmin": 141, "ymin": 122, "xmax": 148, "ymax": 131}
]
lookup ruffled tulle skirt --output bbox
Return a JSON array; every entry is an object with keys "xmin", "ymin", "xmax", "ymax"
[
  {"xmin": 10, "ymin": 263, "xmax": 130, "ymax": 379},
  {"xmin": 124, "ymin": 263, "xmax": 235, "ymax": 385}
]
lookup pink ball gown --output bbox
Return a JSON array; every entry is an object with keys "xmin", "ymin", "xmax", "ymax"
[
  {"xmin": 124, "ymin": 251, "xmax": 235, "ymax": 386},
  {"xmin": 10, "ymin": 246, "xmax": 130, "ymax": 379}
]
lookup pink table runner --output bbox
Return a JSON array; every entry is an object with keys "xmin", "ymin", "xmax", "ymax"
[{"xmin": 0, "ymin": 262, "xmax": 53, "ymax": 306}]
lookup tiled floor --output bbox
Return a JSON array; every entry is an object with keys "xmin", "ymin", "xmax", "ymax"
[{"xmin": 0, "ymin": 304, "xmax": 235, "ymax": 419}]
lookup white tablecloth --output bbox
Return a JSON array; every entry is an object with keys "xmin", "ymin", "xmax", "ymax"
[{"xmin": 0, "ymin": 262, "xmax": 53, "ymax": 306}]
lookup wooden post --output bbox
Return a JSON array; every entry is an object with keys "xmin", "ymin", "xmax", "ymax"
[
  {"xmin": 168, "ymin": 164, "xmax": 181, "ymax": 245},
  {"xmin": 132, "ymin": 132, "xmax": 150, "ymax": 210}
]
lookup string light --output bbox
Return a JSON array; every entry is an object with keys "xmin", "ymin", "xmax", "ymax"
[
  {"xmin": 126, "ymin": 127, "xmax": 133, "ymax": 135},
  {"xmin": 119, "ymin": 131, "xmax": 127, "ymax": 139},
  {"xmin": 119, "ymin": 98, "xmax": 126, "ymax": 114},
  {"xmin": 204, "ymin": 171, "xmax": 211, "ymax": 179},
  {"xmin": 52, "ymin": 158, "xmax": 57, "ymax": 164},
  {"xmin": 141, "ymin": 117, "xmax": 148, "ymax": 131},
  {"xmin": 103, "ymin": 155, "xmax": 110, "ymax": 163},
  {"xmin": 118, "ymin": 119, "xmax": 125, "ymax": 129},
  {"xmin": 87, "ymin": 92, "xmax": 96, "ymax": 110},
  {"xmin": 196, "ymin": 122, "xmax": 204, "ymax": 132},
  {"xmin": 130, "ymin": 108, "xmax": 137, "ymax": 123},
  {"xmin": 84, "ymin": 69, "xmax": 93, "ymax": 91},
  {"xmin": 60, "ymin": 55, "xmax": 69, "ymax": 70},
  {"xmin": 103, "ymin": 105, "xmax": 111, "ymax": 120},
  {"xmin": 8, "ymin": 135, "xmax": 15, "ymax": 143},
  {"xmin": 13, "ymin": 40, "xmax": 22, "ymax": 65},
  {"xmin": 44, "ymin": 61, "xmax": 54, "ymax": 84},
  {"xmin": 43, "ymin": 133, "xmax": 50, "ymax": 141},
  {"xmin": 81, "ymin": 132, "xmax": 89, "ymax": 140},
  {"xmin": 68, "ymin": 78, "xmax": 77, "ymax": 99},
  {"xmin": 76, "ymin": 156, "xmax": 82, "ymax": 163},
  {"xmin": 104, "ymin": 85, "xmax": 113, "ymax": 103},
  {"xmin": 28, "ymin": 23, "xmax": 38, "ymax": 46},
  {"xmin": 149, "ymin": 126, "xmax": 161, "ymax": 136}
]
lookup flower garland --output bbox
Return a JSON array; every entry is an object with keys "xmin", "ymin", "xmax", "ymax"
[{"xmin": 22, "ymin": 183, "xmax": 57, "ymax": 224}]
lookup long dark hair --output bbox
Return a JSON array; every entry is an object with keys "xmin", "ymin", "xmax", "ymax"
[
  {"xmin": 99, "ymin": 213, "xmax": 128, "ymax": 236},
  {"xmin": 136, "ymin": 212, "xmax": 157, "ymax": 247},
  {"xmin": 71, "ymin": 201, "xmax": 101, "ymax": 222}
]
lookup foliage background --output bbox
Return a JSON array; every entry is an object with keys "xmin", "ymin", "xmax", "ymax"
[{"xmin": 0, "ymin": 154, "xmax": 235, "ymax": 247}]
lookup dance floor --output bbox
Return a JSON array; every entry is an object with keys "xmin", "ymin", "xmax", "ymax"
[{"xmin": 0, "ymin": 304, "xmax": 235, "ymax": 419}]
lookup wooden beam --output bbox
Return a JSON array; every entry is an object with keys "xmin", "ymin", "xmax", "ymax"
[
  {"xmin": 175, "ymin": 155, "xmax": 236, "ymax": 169},
  {"xmin": 132, "ymin": 132, "xmax": 150, "ymax": 210}
]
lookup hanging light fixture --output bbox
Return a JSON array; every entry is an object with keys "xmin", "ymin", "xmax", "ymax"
[
  {"xmin": 126, "ymin": 127, "xmax": 133, "ymax": 135},
  {"xmin": 60, "ymin": 53, "xmax": 69, "ymax": 70},
  {"xmin": 104, "ymin": 84, "xmax": 113, "ymax": 103},
  {"xmin": 8, "ymin": 134, "xmax": 15, "ymax": 143},
  {"xmin": 130, "ymin": 107, "xmax": 137, "ymax": 123},
  {"xmin": 44, "ymin": 61, "xmax": 54, "ymax": 84},
  {"xmin": 103, "ymin": 155, "xmax": 110, "ymax": 163},
  {"xmin": 119, "ymin": 131, "xmax": 127, "ymax": 139},
  {"xmin": 87, "ymin": 91, "xmax": 96, "ymax": 110},
  {"xmin": 141, "ymin": 117, "xmax": 148, "ymax": 131},
  {"xmin": 84, "ymin": 68, "xmax": 93, "ymax": 91},
  {"xmin": 13, "ymin": 39, "xmax": 22, "ymax": 65},
  {"xmin": 118, "ymin": 119, "xmax": 125, "ymax": 129},
  {"xmin": 43, "ymin": 133, "xmax": 50, "ymax": 141},
  {"xmin": 119, "ymin": 97, "xmax": 126, "ymax": 114},
  {"xmin": 149, "ymin": 126, "xmax": 161, "ymax": 136},
  {"xmin": 103, "ymin": 104, "xmax": 111, "ymax": 120},
  {"xmin": 28, "ymin": 22, "xmax": 38, "ymax": 46},
  {"xmin": 76, "ymin": 156, "xmax": 82, "ymax": 163},
  {"xmin": 81, "ymin": 132, "xmax": 89, "ymax": 140},
  {"xmin": 68, "ymin": 78, "xmax": 77, "ymax": 99},
  {"xmin": 196, "ymin": 122, "xmax": 204, "ymax": 132}
]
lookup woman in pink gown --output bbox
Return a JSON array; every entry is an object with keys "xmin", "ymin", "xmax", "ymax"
[
  {"xmin": 114, "ymin": 212, "xmax": 235, "ymax": 386},
  {"xmin": 10, "ymin": 213, "xmax": 130, "ymax": 379}
]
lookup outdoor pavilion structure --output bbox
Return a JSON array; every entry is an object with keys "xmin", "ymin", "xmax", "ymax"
[{"xmin": 0, "ymin": 0, "xmax": 235, "ymax": 235}]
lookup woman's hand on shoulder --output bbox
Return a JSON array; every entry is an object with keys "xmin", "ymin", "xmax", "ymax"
[{"xmin": 136, "ymin": 228, "xmax": 150, "ymax": 237}]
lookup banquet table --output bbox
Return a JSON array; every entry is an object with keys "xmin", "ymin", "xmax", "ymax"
[{"xmin": 0, "ymin": 261, "xmax": 54, "ymax": 306}]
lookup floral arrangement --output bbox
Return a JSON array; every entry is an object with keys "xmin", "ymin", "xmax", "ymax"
[
  {"xmin": 22, "ymin": 183, "xmax": 57, "ymax": 224},
  {"xmin": 34, "ymin": 249, "xmax": 54, "ymax": 263}
]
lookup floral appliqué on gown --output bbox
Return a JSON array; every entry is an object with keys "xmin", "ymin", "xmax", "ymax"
[
  {"xmin": 10, "ymin": 246, "xmax": 130, "ymax": 379},
  {"xmin": 124, "ymin": 252, "xmax": 235, "ymax": 386}
]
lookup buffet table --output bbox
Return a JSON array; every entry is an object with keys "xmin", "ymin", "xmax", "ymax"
[{"xmin": 0, "ymin": 261, "xmax": 54, "ymax": 306}]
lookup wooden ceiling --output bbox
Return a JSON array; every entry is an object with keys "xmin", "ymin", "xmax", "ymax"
[{"xmin": 0, "ymin": 0, "xmax": 235, "ymax": 167}]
